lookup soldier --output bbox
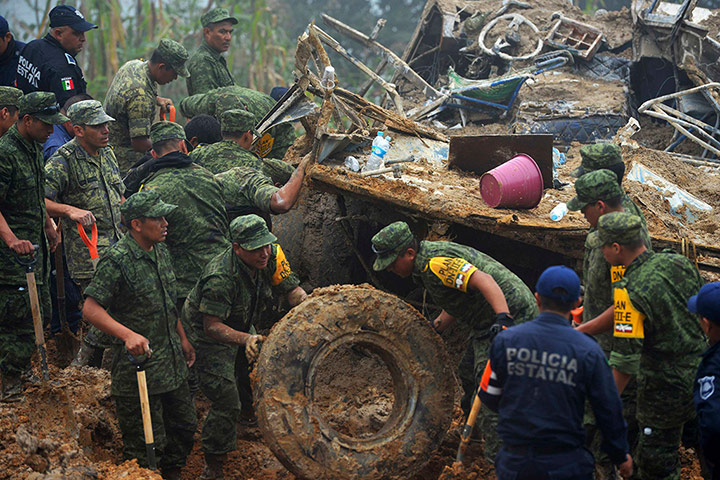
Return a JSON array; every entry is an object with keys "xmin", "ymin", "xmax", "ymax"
[
  {"xmin": 44, "ymin": 100, "xmax": 124, "ymax": 366},
  {"xmin": 83, "ymin": 189, "xmax": 196, "ymax": 479},
  {"xmin": 479, "ymin": 266, "xmax": 633, "ymax": 479},
  {"xmin": 183, "ymin": 214, "xmax": 306, "ymax": 479},
  {"xmin": 0, "ymin": 92, "xmax": 65, "ymax": 402},
  {"xmin": 179, "ymin": 85, "xmax": 297, "ymax": 160},
  {"xmin": 567, "ymin": 169, "xmax": 650, "ymax": 477},
  {"xmin": 104, "ymin": 39, "xmax": 189, "ymax": 175},
  {"xmin": 191, "ymin": 109, "xmax": 294, "ymax": 184},
  {"xmin": 371, "ymin": 221, "xmax": 538, "ymax": 462},
  {"xmin": 15, "ymin": 5, "xmax": 97, "ymax": 105},
  {"xmin": 578, "ymin": 212, "xmax": 706, "ymax": 480},
  {"xmin": 141, "ymin": 121, "xmax": 230, "ymax": 310},
  {"xmin": 0, "ymin": 16, "xmax": 25, "ymax": 87},
  {"xmin": 186, "ymin": 7, "xmax": 238, "ymax": 96},
  {"xmin": 0, "ymin": 86, "xmax": 21, "ymax": 137},
  {"xmin": 689, "ymin": 282, "xmax": 720, "ymax": 478}
]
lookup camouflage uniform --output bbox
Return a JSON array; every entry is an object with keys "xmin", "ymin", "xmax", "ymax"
[
  {"xmin": 179, "ymin": 85, "xmax": 296, "ymax": 159},
  {"xmin": 0, "ymin": 93, "xmax": 67, "ymax": 379},
  {"xmin": 84, "ymin": 190, "xmax": 196, "ymax": 470},
  {"xmin": 141, "ymin": 121, "xmax": 231, "ymax": 301},
  {"xmin": 371, "ymin": 222, "xmax": 538, "ymax": 461},
  {"xmin": 183, "ymin": 215, "xmax": 299, "ymax": 455},
  {"xmin": 185, "ymin": 8, "xmax": 238, "ymax": 96},
  {"xmin": 215, "ymin": 166, "xmax": 277, "ymax": 221},
  {"xmin": 588, "ymin": 212, "xmax": 707, "ymax": 480},
  {"xmin": 45, "ymin": 100, "xmax": 124, "ymax": 285},
  {"xmin": 105, "ymin": 39, "xmax": 189, "ymax": 174}
]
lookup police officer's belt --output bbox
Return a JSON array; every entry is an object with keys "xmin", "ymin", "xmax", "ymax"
[{"xmin": 504, "ymin": 444, "xmax": 571, "ymax": 456}]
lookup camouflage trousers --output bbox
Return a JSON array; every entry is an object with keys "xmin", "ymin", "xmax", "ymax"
[
  {"xmin": 0, "ymin": 285, "xmax": 50, "ymax": 376},
  {"xmin": 636, "ymin": 423, "xmax": 683, "ymax": 480},
  {"xmin": 199, "ymin": 370, "xmax": 241, "ymax": 455},
  {"xmin": 113, "ymin": 382, "xmax": 196, "ymax": 470}
]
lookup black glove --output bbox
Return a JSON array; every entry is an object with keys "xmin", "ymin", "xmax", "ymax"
[{"xmin": 489, "ymin": 312, "xmax": 514, "ymax": 339}]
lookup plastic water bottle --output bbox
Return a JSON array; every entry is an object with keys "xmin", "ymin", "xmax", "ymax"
[
  {"xmin": 550, "ymin": 202, "xmax": 568, "ymax": 221},
  {"xmin": 364, "ymin": 132, "xmax": 391, "ymax": 172}
]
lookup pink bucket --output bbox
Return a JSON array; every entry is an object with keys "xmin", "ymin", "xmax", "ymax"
[{"xmin": 479, "ymin": 154, "xmax": 544, "ymax": 208}]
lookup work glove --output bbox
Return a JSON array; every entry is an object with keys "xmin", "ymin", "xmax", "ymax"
[
  {"xmin": 245, "ymin": 335, "xmax": 265, "ymax": 363},
  {"xmin": 489, "ymin": 312, "xmax": 514, "ymax": 340}
]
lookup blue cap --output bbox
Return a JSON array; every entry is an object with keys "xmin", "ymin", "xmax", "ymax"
[
  {"xmin": 688, "ymin": 282, "xmax": 720, "ymax": 325},
  {"xmin": 536, "ymin": 266, "xmax": 581, "ymax": 303},
  {"xmin": 270, "ymin": 86, "xmax": 288, "ymax": 102},
  {"xmin": 49, "ymin": 5, "xmax": 98, "ymax": 32},
  {"xmin": 0, "ymin": 16, "xmax": 9, "ymax": 36}
]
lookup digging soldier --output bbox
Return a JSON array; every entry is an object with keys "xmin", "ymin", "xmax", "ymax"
[
  {"xmin": 186, "ymin": 7, "xmax": 238, "ymax": 96},
  {"xmin": 183, "ymin": 214, "xmax": 307, "ymax": 479},
  {"xmin": 83, "ymin": 189, "xmax": 196, "ymax": 480},
  {"xmin": 191, "ymin": 108, "xmax": 294, "ymax": 184},
  {"xmin": 44, "ymin": 100, "xmax": 125, "ymax": 366},
  {"xmin": 568, "ymin": 169, "xmax": 651, "ymax": 478},
  {"xmin": 578, "ymin": 212, "xmax": 707, "ymax": 480},
  {"xmin": 371, "ymin": 221, "xmax": 538, "ymax": 462},
  {"xmin": 104, "ymin": 39, "xmax": 189, "ymax": 175},
  {"xmin": 0, "ymin": 86, "xmax": 21, "ymax": 138},
  {"xmin": 0, "ymin": 92, "xmax": 65, "ymax": 402}
]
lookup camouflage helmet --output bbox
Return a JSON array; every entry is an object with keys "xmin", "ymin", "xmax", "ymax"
[
  {"xmin": 67, "ymin": 100, "xmax": 114, "ymax": 126},
  {"xmin": 150, "ymin": 121, "xmax": 186, "ymax": 145},
  {"xmin": 567, "ymin": 169, "xmax": 624, "ymax": 211},
  {"xmin": 122, "ymin": 189, "xmax": 177, "ymax": 222},
  {"xmin": 587, "ymin": 211, "xmax": 642, "ymax": 248},
  {"xmin": 371, "ymin": 221, "xmax": 414, "ymax": 271},
  {"xmin": 18, "ymin": 92, "xmax": 68, "ymax": 124},
  {"xmin": 0, "ymin": 86, "xmax": 22, "ymax": 108},
  {"xmin": 156, "ymin": 39, "xmax": 190, "ymax": 78},
  {"xmin": 230, "ymin": 214, "xmax": 276, "ymax": 250},
  {"xmin": 571, "ymin": 143, "xmax": 623, "ymax": 178}
]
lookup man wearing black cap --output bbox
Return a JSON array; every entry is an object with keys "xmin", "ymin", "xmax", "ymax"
[
  {"xmin": 479, "ymin": 266, "xmax": 633, "ymax": 480},
  {"xmin": 0, "ymin": 16, "xmax": 25, "ymax": 87},
  {"xmin": 15, "ymin": 5, "xmax": 97, "ymax": 106}
]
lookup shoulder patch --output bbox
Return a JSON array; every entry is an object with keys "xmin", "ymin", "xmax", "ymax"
[
  {"xmin": 65, "ymin": 53, "xmax": 77, "ymax": 66},
  {"xmin": 699, "ymin": 376, "xmax": 715, "ymax": 401},
  {"xmin": 426, "ymin": 256, "xmax": 478, "ymax": 292},
  {"xmin": 271, "ymin": 244, "xmax": 292, "ymax": 286}
]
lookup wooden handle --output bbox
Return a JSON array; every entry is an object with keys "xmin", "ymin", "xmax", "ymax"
[
  {"xmin": 26, "ymin": 273, "xmax": 45, "ymax": 347},
  {"xmin": 136, "ymin": 370, "xmax": 154, "ymax": 444}
]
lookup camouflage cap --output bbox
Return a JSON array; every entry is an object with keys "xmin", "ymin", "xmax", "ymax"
[
  {"xmin": 214, "ymin": 91, "xmax": 245, "ymax": 117},
  {"xmin": 371, "ymin": 221, "xmax": 414, "ymax": 271},
  {"xmin": 221, "ymin": 109, "xmax": 257, "ymax": 135},
  {"xmin": 587, "ymin": 211, "xmax": 642, "ymax": 248},
  {"xmin": 150, "ymin": 121, "xmax": 186, "ymax": 145},
  {"xmin": 67, "ymin": 100, "xmax": 114, "ymax": 126},
  {"xmin": 121, "ymin": 189, "xmax": 177, "ymax": 222},
  {"xmin": 567, "ymin": 169, "xmax": 624, "ymax": 211},
  {"xmin": 0, "ymin": 86, "xmax": 22, "ymax": 108},
  {"xmin": 201, "ymin": 7, "xmax": 238, "ymax": 27},
  {"xmin": 571, "ymin": 143, "xmax": 623, "ymax": 177},
  {"xmin": 18, "ymin": 92, "xmax": 69, "ymax": 124},
  {"xmin": 230, "ymin": 214, "xmax": 277, "ymax": 250},
  {"xmin": 156, "ymin": 39, "xmax": 190, "ymax": 78}
]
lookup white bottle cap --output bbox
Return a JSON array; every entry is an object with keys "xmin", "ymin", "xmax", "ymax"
[{"xmin": 643, "ymin": 427, "xmax": 652, "ymax": 435}]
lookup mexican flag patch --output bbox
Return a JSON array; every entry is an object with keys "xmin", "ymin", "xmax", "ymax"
[{"xmin": 61, "ymin": 77, "xmax": 74, "ymax": 91}]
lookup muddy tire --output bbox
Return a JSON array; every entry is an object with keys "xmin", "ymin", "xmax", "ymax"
[{"xmin": 253, "ymin": 284, "xmax": 455, "ymax": 480}]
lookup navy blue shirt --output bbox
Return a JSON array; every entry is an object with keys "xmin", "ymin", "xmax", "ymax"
[
  {"xmin": 694, "ymin": 341, "xmax": 720, "ymax": 465},
  {"xmin": 0, "ymin": 37, "xmax": 25, "ymax": 87},
  {"xmin": 480, "ymin": 312, "xmax": 629, "ymax": 465},
  {"xmin": 43, "ymin": 123, "xmax": 73, "ymax": 162},
  {"xmin": 16, "ymin": 34, "xmax": 87, "ymax": 106}
]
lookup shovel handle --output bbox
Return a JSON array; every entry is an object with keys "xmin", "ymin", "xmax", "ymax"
[
  {"xmin": 136, "ymin": 369, "xmax": 157, "ymax": 469},
  {"xmin": 76, "ymin": 223, "xmax": 99, "ymax": 262},
  {"xmin": 24, "ymin": 260, "xmax": 49, "ymax": 381},
  {"xmin": 160, "ymin": 105, "xmax": 176, "ymax": 122},
  {"xmin": 12, "ymin": 244, "xmax": 40, "ymax": 271}
]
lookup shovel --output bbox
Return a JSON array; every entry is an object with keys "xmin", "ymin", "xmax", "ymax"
[
  {"xmin": 456, "ymin": 389, "xmax": 483, "ymax": 463},
  {"xmin": 77, "ymin": 222, "xmax": 99, "ymax": 270},
  {"xmin": 160, "ymin": 105, "xmax": 176, "ymax": 122},
  {"xmin": 54, "ymin": 222, "xmax": 80, "ymax": 363},
  {"xmin": 13, "ymin": 244, "xmax": 50, "ymax": 382},
  {"xmin": 127, "ymin": 349, "xmax": 157, "ymax": 470}
]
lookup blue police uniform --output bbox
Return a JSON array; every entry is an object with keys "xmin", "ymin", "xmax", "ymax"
[
  {"xmin": 0, "ymin": 39, "xmax": 24, "ymax": 88},
  {"xmin": 695, "ymin": 341, "xmax": 720, "ymax": 479},
  {"xmin": 16, "ymin": 34, "xmax": 87, "ymax": 106},
  {"xmin": 480, "ymin": 312, "xmax": 629, "ymax": 480}
]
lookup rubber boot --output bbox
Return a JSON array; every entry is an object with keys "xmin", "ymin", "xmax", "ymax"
[
  {"xmin": 200, "ymin": 453, "xmax": 226, "ymax": 480},
  {"xmin": 161, "ymin": 466, "xmax": 182, "ymax": 480},
  {"xmin": 0, "ymin": 374, "xmax": 23, "ymax": 403}
]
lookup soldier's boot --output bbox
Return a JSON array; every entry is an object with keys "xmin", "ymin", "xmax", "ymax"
[
  {"xmin": 200, "ymin": 453, "xmax": 226, "ymax": 480},
  {"xmin": 161, "ymin": 466, "xmax": 182, "ymax": 480},
  {"xmin": 0, "ymin": 374, "xmax": 24, "ymax": 403}
]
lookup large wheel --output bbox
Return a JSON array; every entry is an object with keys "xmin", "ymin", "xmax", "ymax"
[{"xmin": 253, "ymin": 284, "xmax": 455, "ymax": 480}]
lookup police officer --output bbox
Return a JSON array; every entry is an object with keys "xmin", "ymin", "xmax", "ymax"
[
  {"xmin": 186, "ymin": 7, "xmax": 238, "ymax": 96},
  {"xmin": 16, "ymin": 5, "xmax": 97, "ymax": 106},
  {"xmin": 578, "ymin": 212, "xmax": 706, "ymax": 480},
  {"xmin": 0, "ymin": 86, "xmax": 22, "ymax": 137},
  {"xmin": 83, "ymin": 189, "xmax": 196, "ymax": 479},
  {"xmin": 479, "ymin": 266, "xmax": 633, "ymax": 479},
  {"xmin": 371, "ymin": 221, "xmax": 538, "ymax": 462},
  {"xmin": 0, "ymin": 16, "xmax": 25, "ymax": 87},
  {"xmin": 689, "ymin": 282, "xmax": 720, "ymax": 479}
]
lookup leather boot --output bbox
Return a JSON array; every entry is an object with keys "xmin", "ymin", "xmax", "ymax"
[
  {"xmin": 0, "ymin": 374, "xmax": 23, "ymax": 403},
  {"xmin": 200, "ymin": 453, "xmax": 226, "ymax": 480},
  {"xmin": 161, "ymin": 466, "xmax": 182, "ymax": 480}
]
